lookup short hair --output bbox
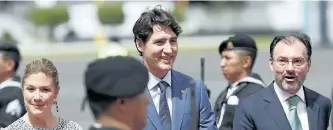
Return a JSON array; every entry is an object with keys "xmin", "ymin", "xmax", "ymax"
[
  {"xmin": 269, "ymin": 33, "xmax": 312, "ymax": 59},
  {"xmin": 237, "ymin": 49, "xmax": 257, "ymax": 70},
  {"xmin": 22, "ymin": 58, "xmax": 59, "ymax": 88},
  {"xmin": 87, "ymin": 89, "xmax": 117, "ymax": 119},
  {"xmin": 133, "ymin": 5, "xmax": 183, "ymax": 56},
  {"xmin": 1, "ymin": 51, "xmax": 21, "ymax": 72}
]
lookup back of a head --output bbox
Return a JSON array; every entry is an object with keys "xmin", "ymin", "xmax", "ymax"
[
  {"xmin": 132, "ymin": 5, "xmax": 183, "ymax": 56},
  {"xmin": 84, "ymin": 56, "xmax": 149, "ymax": 119}
]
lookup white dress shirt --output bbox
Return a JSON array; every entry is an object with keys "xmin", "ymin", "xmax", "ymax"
[
  {"xmin": 274, "ymin": 82, "xmax": 309, "ymax": 130},
  {"xmin": 217, "ymin": 76, "xmax": 265, "ymax": 127},
  {"xmin": 148, "ymin": 70, "xmax": 172, "ymax": 118}
]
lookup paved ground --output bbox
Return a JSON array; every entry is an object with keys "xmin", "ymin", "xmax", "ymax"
[{"xmin": 16, "ymin": 48, "xmax": 333, "ymax": 129}]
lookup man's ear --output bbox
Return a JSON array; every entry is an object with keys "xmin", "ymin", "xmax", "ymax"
[
  {"xmin": 4, "ymin": 58, "xmax": 15, "ymax": 72},
  {"xmin": 307, "ymin": 59, "xmax": 311, "ymax": 72},
  {"xmin": 242, "ymin": 56, "xmax": 251, "ymax": 69},
  {"xmin": 136, "ymin": 40, "xmax": 144, "ymax": 54},
  {"xmin": 269, "ymin": 56, "xmax": 274, "ymax": 72}
]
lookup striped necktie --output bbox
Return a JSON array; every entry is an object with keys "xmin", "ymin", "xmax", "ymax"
[{"xmin": 158, "ymin": 81, "xmax": 171, "ymax": 130}]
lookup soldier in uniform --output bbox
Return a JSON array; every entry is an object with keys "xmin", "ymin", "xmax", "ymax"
[
  {"xmin": 250, "ymin": 72, "xmax": 263, "ymax": 82},
  {"xmin": 82, "ymin": 56, "xmax": 150, "ymax": 130},
  {"xmin": 0, "ymin": 43, "xmax": 25, "ymax": 128},
  {"xmin": 214, "ymin": 34, "xmax": 265, "ymax": 130}
]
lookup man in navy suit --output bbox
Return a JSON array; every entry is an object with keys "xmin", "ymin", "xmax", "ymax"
[
  {"xmin": 133, "ymin": 5, "xmax": 217, "ymax": 130},
  {"xmin": 233, "ymin": 33, "xmax": 332, "ymax": 130}
]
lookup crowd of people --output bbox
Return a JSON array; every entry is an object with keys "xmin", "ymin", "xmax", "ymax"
[{"xmin": 0, "ymin": 5, "xmax": 332, "ymax": 130}]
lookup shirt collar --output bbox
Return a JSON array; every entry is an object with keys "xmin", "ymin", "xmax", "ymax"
[
  {"xmin": 230, "ymin": 76, "xmax": 265, "ymax": 88},
  {"xmin": 0, "ymin": 78, "xmax": 21, "ymax": 90},
  {"xmin": 148, "ymin": 70, "xmax": 172, "ymax": 90},
  {"xmin": 92, "ymin": 123, "xmax": 102, "ymax": 128},
  {"xmin": 273, "ymin": 82, "xmax": 305, "ymax": 102}
]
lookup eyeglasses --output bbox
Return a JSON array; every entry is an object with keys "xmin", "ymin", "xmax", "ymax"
[{"xmin": 272, "ymin": 58, "xmax": 308, "ymax": 68}]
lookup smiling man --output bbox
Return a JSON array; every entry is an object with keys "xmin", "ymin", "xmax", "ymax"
[
  {"xmin": 133, "ymin": 6, "xmax": 217, "ymax": 130},
  {"xmin": 233, "ymin": 33, "xmax": 332, "ymax": 130}
]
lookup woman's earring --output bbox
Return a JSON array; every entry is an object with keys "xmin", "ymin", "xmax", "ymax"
[{"xmin": 55, "ymin": 101, "xmax": 59, "ymax": 112}]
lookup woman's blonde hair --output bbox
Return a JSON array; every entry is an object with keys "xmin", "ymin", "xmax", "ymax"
[{"xmin": 22, "ymin": 58, "xmax": 59, "ymax": 88}]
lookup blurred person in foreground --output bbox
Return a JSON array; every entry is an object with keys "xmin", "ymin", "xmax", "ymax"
[
  {"xmin": 233, "ymin": 33, "xmax": 332, "ymax": 130},
  {"xmin": 5, "ymin": 58, "xmax": 83, "ymax": 130},
  {"xmin": 0, "ymin": 43, "xmax": 26, "ymax": 128},
  {"xmin": 133, "ymin": 5, "xmax": 216, "ymax": 130},
  {"xmin": 214, "ymin": 34, "xmax": 265, "ymax": 130},
  {"xmin": 83, "ymin": 56, "xmax": 149, "ymax": 130}
]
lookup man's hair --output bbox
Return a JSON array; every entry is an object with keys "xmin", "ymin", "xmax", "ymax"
[
  {"xmin": 1, "ymin": 51, "xmax": 21, "ymax": 72},
  {"xmin": 132, "ymin": 5, "xmax": 183, "ymax": 56},
  {"xmin": 88, "ymin": 93, "xmax": 139, "ymax": 119},
  {"xmin": 269, "ymin": 33, "xmax": 312, "ymax": 59},
  {"xmin": 87, "ymin": 90, "xmax": 118, "ymax": 119},
  {"xmin": 236, "ymin": 49, "xmax": 257, "ymax": 70},
  {"xmin": 22, "ymin": 58, "xmax": 59, "ymax": 88}
]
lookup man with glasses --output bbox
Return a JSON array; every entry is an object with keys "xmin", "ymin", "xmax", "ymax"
[{"xmin": 233, "ymin": 33, "xmax": 332, "ymax": 130}]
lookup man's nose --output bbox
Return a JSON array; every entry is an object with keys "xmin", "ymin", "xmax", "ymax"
[
  {"xmin": 220, "ymin": 58, "xmax": 226, "ymax": 67},
  {"xmin": 163, "ymin": 43, "xmax": 172, "ymax": 53},
  {"xmin": 286, "ymin": 61, "xmax": 295, "ymax": 72}
]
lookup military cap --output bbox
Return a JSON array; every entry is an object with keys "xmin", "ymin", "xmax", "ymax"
[
  {"xmin": 84, "ymin": 56, "xmax": 149, "ymax": 99},
  {"xmin": 0, "ymin": 43, "xmax": 21, "ymax": 66},
  {"xmin": 218, "ymin": 34, "xmax": 257, "ymax": 54},
  {"xmin": 0, "ymin": 42, "xmax": 20, "ymax": 55}
]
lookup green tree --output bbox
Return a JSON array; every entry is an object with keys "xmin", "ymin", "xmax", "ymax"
[{"xmin": 28, "ymin": 5, "xmax": 69, "ymax": 41}]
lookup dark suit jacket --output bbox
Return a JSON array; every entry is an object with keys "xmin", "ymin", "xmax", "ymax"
[
  {"xmin": 214, "ymin": 81, "xmax": 264, "ymax": 130},
  {"xmin": 144, "ymin": 70, "xmax": 217, "ymax": 130},
  {"xmin": 233, "ymin": 82, "xmax": 332, "ymax": 130},
  {"xmin": 331, "ymin": 87, "xmax": 333, "ymax": 130},
  {"xmin": 0, "ymin": 77, "xmax": 25, "ymax": 128}
]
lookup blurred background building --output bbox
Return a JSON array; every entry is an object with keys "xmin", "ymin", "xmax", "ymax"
[{"xmin": 0, "ymin": 1, "xmax": 331, "ymax": 46}]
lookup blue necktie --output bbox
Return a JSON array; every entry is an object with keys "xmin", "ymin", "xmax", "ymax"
[{"xmin": 158, "ymin": 81, "xmax": 172, "ymax": 130}]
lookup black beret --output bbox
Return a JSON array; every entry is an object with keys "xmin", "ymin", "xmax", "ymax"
[
  {"xmin": 218, "ymin": 34, "xmax": 257, "ymax": 54},
  {"xmin": 0, "ymin": 43, "xmax": 21, "ymax": 65},
  {"xmin": 0, "ymin": 43, "xmax": 20, "ymax": 55},
  {"xmin": 84, "ymin": 56, "xmax": 149, "ymax": 98}
]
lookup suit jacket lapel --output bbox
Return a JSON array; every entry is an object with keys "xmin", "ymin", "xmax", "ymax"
[
  {"xmin": 145, "ymin": 88, "xmax": 163, "ymax": 130},
  {"xmin": 263, "ymin": 83, "xmax": 292, "ymax": 130},
  {"xmin": 304, "ymin": 87, "xmax": 319, "ymax": 130},
  {"xmin": 171, "ymin": 70, "xmax": 188, "ymax": 130}
]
